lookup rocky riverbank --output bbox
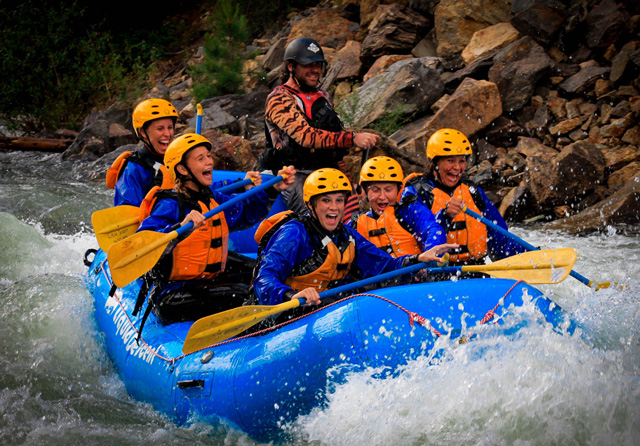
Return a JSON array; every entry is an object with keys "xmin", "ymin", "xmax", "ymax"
[{"xmin": 62, "ymin": 0, "xmax": 639, "ymax": 233}]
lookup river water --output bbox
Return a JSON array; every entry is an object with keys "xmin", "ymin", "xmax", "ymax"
[{"xmin": 1, "ymin": 151, "xmax": 639, "ymax": 445}]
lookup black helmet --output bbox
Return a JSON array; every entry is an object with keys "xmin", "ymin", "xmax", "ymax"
[{"xmin": 283, "ymin": 37, "xmax": 327, "ymax": 65}]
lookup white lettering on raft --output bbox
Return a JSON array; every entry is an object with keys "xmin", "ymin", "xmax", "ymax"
[{"xmin": 105, "ymin": 294, "xmax": 156, "ymax": 365}]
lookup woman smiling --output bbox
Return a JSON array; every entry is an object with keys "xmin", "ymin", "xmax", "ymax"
[
  {"xmin": 401, "ymin": 128, "xmax": 525, "ymax": 265},
  {"xmin": 252, "ymin": 168, "xmax": 456, "ymax": 317},
  {"xmin": 356, "ymin": 156, "xmax": 446, "ymax": 258}
]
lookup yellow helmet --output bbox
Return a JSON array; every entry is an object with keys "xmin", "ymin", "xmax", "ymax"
[
  {"xmin": 360, "ymin": 156, "xmax": 404, "ymax": 185},
  {"xmin": 164, "ymin": 133, "xmax": 212, "ymax": 181},
  {"xmin": 426, "ymin": 128, "xmax": 472, "ymax": 159},
  {"xmin": 132, "ymin": 98, "xmax": 178, "ymax": 138},
  {"xmin": 303, "ymin": 168, "xmax": 352, "ymax": 203}
]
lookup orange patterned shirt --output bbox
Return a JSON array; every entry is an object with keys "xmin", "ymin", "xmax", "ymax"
[{"xmin": 265, "ymin": 85, "xmax": 354, "ymax": 152}]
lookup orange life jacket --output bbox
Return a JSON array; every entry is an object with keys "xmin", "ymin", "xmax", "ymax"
[
  {"xmin": 254, "ymin": 211, "xmax": 356, "ymax": 292},
  {"xmin": 403, "ymin": 174, "xmax": 488, "ymax": 263},
  {"xmin": 253, "ymin": 210, "xmax": 294, "ymax": 246},
  {"xmin": 106, "ymin": 149, "xmax": 174, "ymax": 190},
  {"xmin": 139, "ymin": 187, "xmax": 229, "ymax": 281},
  {"xmin": 356, "ymin": 205, "xmax": 421, "ymax": 258}
]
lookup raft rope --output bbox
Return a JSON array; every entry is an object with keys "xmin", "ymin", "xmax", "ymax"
[
  {"xmin": 178, "ymin": 280, "xmax": 525, "ymax": 356},
  {"xmin": 479, "ymin": 280, "xmax": 523, "ymax": 324},
  {"xmin": 100, "ymin": 260, "xmax": 524, "ymax": 363}
]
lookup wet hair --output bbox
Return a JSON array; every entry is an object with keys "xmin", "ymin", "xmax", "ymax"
[
  {"xmin": 173, "ymin": 146, "xmax": 199, "ymax": 194},
  {"xmin": 309, "ymin": 191, "xmax": 349, "ymax": 209},
  {"xmin": 362, "ymin": 181, "xmax": 400, "ymax": 194},
  {"xmin": 280, "ymin": 62, "xmax": 293, "ymax": 84},
  {"xmin": 174, "ymin": 177, "xmax": 188, "ymax": 195},
  {"xmin": 427, "ymin": 156, "xmax": 438, "ymax": 175}
]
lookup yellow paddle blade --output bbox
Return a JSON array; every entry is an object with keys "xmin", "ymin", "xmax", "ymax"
[
  {"xmin": 463, "ymin": 248, "xmax": 577, "ymax": 284},
  {"xmin": 592, "ymin": 281, "xmax": 628, "ymax": 291},
  {"xmin": 91, "ymin": 205, "xmax": 140, "ymax": 251},
  {"xmin": 108, "ymin": 230, "xmax": 177, "ymax": 288},
  {"xmin": 182, "ymin": 299, "xmax": 301, "ymax": 354}
]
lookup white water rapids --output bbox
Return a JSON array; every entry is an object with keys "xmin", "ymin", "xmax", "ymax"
[{"xmin": 1, "ymin": 151, "xmax": 638, "ymax": 445}]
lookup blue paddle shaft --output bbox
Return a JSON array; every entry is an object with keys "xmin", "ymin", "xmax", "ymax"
[
  {"xmin": 174, "ymin": 175, "xmax": 284, "ymax": 238},
  {"xmin": 214, "ymin": 178, "xmax": 252, "ymax": 194},
  {"xmin": 296, "ymin": 261, "xmax": 460, "ymax": 306},
  {"xmin": 196, "ymin": 115, "xmax": 203, "ymax": 134},
  {"xmin": 463, "ymin": 207, "xmax": 591, "ymax": 286}
]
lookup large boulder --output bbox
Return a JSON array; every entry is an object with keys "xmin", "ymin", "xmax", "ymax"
[
  {"xmin": 442, "ymin": 52, "xmax": 496, "ymax": 93},
  {"xmin": 550, "ymin": 141, "xmax": 606, "ymax": 205},
  {"xmin": 517, "ymin": 137, "xmax": 605, "ymax": 208},
  {"xmin": 514, "ymin": 137, "xmax": 558, "ymax": 210},
  {"xmin": 485, "ymin": 115, "xmax": 530, "ymax": 147},
  {"xmin": 424, "ymin": 78, "xmax": 502, "ymax": 140},
  {"xmin": 584, "ymin": 0, "xmax": 629, "ymax": 50},
  {"xmin": 261, "ymin": 37, "xmax": 288, "ymax": 72},
  {"xmin": 288, "ymin": 10, "xmax": 358, "ymax": 49},
  {"xmin": 396, "ymin": 77, "xmax": 502, "ymax": 158},
  {"xmin": 604, "ymin": 146, "xmax": 640, "ymax": 173},
  {"xmin": 545, "ymin": 174, "xmax": 640, "ymax": 233},
  {"xmin": 362, "ymin": 54, "xmax": 413, "ymax": 82},
  {"xmin": 610, "ymin": 41, "xmax": 638, "ymax": 83},
  {"xmin": 360, "ymin": 3, "xmax": 431, "ymax": 66},
  {"xmin": 608, "ymin": 161, "xmax": 640, "ymax": 191},
  {"xmin": 322, "ymin": 40, "xmax": 363, "ymax": 89},
  {"xmin": 202, "ymin": 129, "xmax": 257, "ymax": 172},
  {"xmin": 62, "ymin": 109, "xmax": 136, "ymax": 160},
  {"xmin": 188, "ymin": 91, "xmax": 269, "ymax": 140},
  {"xmin": 499, "ymin": 182, "xmax": 536, "ymax": 221},
  {"xmin": 434, "ymin": 0, "xmax": 512, "ymax": 68},
  {"xmin": 510, "ymin": 0, "xmax": 569, "ymax": 47},
  {"xmin": 559, "ymin": 65, "xmax": 610, "ymax": 95},
  {"xmin": 408, "ymin": 0, "xmax": 440, "ymax": 17},
  {"xmin": 337, "ymin": 57, "xmax": 444, "ymax": 130},
  {"xmin": 84, "ymin": 143, "xmax": 140, "ymax": 183},
  {"xmin": 488, "ymin": 36, "xmax": 553, "ymax": 112},
  {"xmin": 461, "ymin": 22, "xmax": 521, "ymax": 66}
]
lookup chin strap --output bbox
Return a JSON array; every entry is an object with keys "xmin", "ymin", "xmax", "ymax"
[
  {"xmin": 177, "ymin": 163, "xmax": 208, "ymax": 191},
  {"xmin": 139, "ymin": 130, "xmax": 162, "ymax": 157},
  {"xmin": 291, "ymin": 73, "xmax": 319, "ymax": 94}
]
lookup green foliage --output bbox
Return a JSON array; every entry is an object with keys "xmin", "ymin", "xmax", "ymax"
[
  {"xmin": 369, "ymin": 105, "xmax": 415, "ymax": 136},
  {"xmin": 0, "ymin": 0, "xmax": 318, "ymax": 133},
  {"xmin": 335, "ymin": 84, "xmax": 363, "ymax": 128},
  {"xmin": 231, "ymin": 0, "xmax": 318, "ymax": 37},
  {"xmin": 189, "ymin": 0, "xmax": 254, "ymax": 101},
  {"xmin": 0, "ymin": 0, "xmax": 184, "ymax": 133},
  {"xmin": 336, "ymin": 82, "xmax": 414, "ymax": 136},
  {"xmin": 189, "ymin": 0, "xmax": 319, "ymax": 101}
]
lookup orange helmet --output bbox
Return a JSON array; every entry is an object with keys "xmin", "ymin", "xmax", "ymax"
[
  {"xmin": 132, "ymin": 98, "xmax": 178, "ymax": 139},
  {"xmin": 360, "ymin": 156, "xmax": 404, "ymax": 185},
  {"xmin": 426, "ymin": 129, "xmax": 472, "ymax": 159},
  {"xmin": 164, "ymin": 133, "xmax": 212, "ymax": 181},
  {"xmin": 303, "ymin": 168, "xmax": 352, "ymax": 203}
]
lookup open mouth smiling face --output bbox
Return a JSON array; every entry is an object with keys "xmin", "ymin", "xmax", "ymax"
[
  {"xmin": 145, "ymin": 118, "xmax": 175, "ymax": 155},
  {"xmin": 367, "ymin": 182, "xmax": 400, "ymax": 215},
  {"xmin": 185, "ymin": 145, "xmax": 214, "ymax": 187},
  {"xmin": 436, "ymin": 155, "xmax": 467, "ymax": 188},
  {"xmin": 312, "ymin": 192, "xmax": 346, "ymax": 231},
  {"xmin": 293, "ymin": 62, "xmax": 323, "ymax": 89}
]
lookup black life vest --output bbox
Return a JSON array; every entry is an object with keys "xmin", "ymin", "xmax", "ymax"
[
  {"xmin": 261, "ymin": 85, "xmax": 346, "ymax": 172},
  {"xmin": 106, "ymin": 146, "xmax": 173, "ymax": 190}
]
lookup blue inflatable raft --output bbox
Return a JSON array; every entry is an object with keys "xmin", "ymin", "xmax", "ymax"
[
  {"xmin": 84, "ymin": 170, "xmax": 572, "ymax": 441},
  {"xmin": 84, "ymin": 251, "xmax": 570, "ymax": 442}
]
